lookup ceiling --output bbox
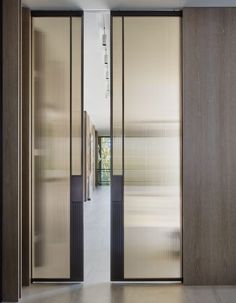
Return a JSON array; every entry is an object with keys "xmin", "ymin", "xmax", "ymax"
[{"xmin": 22, "ymin": 0, "xmax": 236, "ymax": 10}]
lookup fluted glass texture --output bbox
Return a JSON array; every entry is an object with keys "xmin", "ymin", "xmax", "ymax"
[
  {"xmin": 123, "ymin": 17, "xmax": 182, "ymax": 279},
  {"xmin": 72, "ymin": 17, "xmax": 82, "ymax": 175},
  {"xmin": 32, "ymin": 17, "xmax": 70, "ymax": 279}
]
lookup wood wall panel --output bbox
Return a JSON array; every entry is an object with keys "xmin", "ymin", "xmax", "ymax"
[
  {"xmin": 183, "ymin": 8, "xmax": 236, "ymax": 285},
  {"xmin": 22, "ymin": 7, "xmax": 31, "ymax": 287},
  {"xmin": 2, "ymin": 0, "xmax": 21, "ymax": 301}
]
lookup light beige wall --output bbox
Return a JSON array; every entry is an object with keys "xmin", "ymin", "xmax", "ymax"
[{"xmin": 84, "ymin": 111, "xmax": 96, "ymax": 200}]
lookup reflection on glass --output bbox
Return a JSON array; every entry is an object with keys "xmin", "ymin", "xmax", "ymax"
[
  {"xmin": 112, "ymin": 17, "xmax": 123, "ymax": 175},
  {"xmin": 72, "ymin": 17, "xmax": 82, "ymax": 175},
  {"xmin": 124, "ymin": 17, "xmax": 182, "ymax": 279},
  {"xmin": 32, "ymin": 17, "xmax": 70, "ymax": 279}
]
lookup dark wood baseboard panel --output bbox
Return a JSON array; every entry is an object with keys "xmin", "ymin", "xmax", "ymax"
[
  {"xmin": 183, "ymin": 8, "xmax": 236, "ymax": 285},
  {"xmin": 70, "ymin": 176, "xmax": 84, "ymax": 281},
  {"xmin": 111, "ymin": 176, "xmax": 124, "ymax": 281}
]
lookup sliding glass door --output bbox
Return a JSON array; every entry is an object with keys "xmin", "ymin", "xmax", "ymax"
[
  {"xmin": 32, "ymin": 12, "xmax": 83, "ymax": 281},
  {"xmin": 111, "ymin": 12, "xmax": 182, "ymax": 281}
]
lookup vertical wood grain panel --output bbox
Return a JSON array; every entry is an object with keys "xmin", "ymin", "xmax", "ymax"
[
  {"xmin": 183, "ymin": 8, "xmax": 236, "ymax": 285},
  {"xmin": 2, "ymin": 0, "xmax": 21, "ymax": 300},
  {"xmin": 70, "ymin": 199, "xmax": 84, "ymax": 281},
  {"xmin": 22, "ymin": 6, "xmax": 31, "ymax": 287}
]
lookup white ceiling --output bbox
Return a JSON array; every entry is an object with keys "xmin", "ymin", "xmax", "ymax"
[{"xmin": 22, "ymin": 0, "xmax": 236, "ymax": 10}]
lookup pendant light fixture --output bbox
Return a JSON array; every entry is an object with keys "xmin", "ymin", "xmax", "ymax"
[
  {"xmin": 104, "ymin": 47, "xmax": 108, "ymax": 64},
  {"xmin": 102, "ymin": 16, "xmax": 107, "ymax": 46},
  {"xmin": 106, "ymin": 68, "xmax": 109, "ymax": 80}
]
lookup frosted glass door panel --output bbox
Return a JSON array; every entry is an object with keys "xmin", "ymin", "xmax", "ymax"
[
  {"xmin": 32, "ymin": 17, "xmax": 70, "ymax": 279},
  {"xmin": 124, "ymin": 17, "xmax": 182, "ymax": 279}
]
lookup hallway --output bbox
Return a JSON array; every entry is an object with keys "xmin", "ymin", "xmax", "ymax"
[{"xmin": 84, "ymin": 186, "xmax": 110, "ymax": 284}]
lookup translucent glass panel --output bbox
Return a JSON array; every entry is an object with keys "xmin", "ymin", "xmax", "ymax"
[
  {"xmin": 72, "ymin": 17, "xmax": 82, "ymax": 175},
  {"xmin": 32, "ymin": 17, "xmax": 70, "ymax": 279},
  {"xmin": 124, "ymin": 17, "xmax": 182, "ymax": 279},
  {"xmin": 112, "ymin": 17, "xmax": 123, "ymax": 175}
]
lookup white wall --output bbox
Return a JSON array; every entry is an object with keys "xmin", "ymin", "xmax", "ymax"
[{"xmin": 84, "ymin": 11, "xmax": 110, "ymax": 136}]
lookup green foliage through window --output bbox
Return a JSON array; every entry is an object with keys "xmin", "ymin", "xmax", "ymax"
[{"xmin": 97, "ymin": 137, "xmax": 110, "ymax": 185}]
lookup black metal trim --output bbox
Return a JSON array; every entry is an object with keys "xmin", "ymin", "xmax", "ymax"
[
  {"xmin": 0, "ymin": 0, "xmax": 2, "ymax": 300},
  {"xmin": 110, "ymin": 12, "xmax": 113, "ymax": 281},
  {"xmin": 32, "ymin": 278, "xmax": 82, "ymax": 283},
  {"xmin": 111, "ymin": 10, "xmax": 182, "ymax": 17},
  {"xmin": 122, "ymin": 278, "xmax": 183, "ymax": 282},
  {"xmin": 121, "ymin": 15, "xmax": 125, "ymax": 281},
  {"xmin": 30, "ymin": 10, "xmax": 33, "ymax": 286},
  {"xmin": 31, "ymin": 10, "xmax": 83, "ymax": 17}
]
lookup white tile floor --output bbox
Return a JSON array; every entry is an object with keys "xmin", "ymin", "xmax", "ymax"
[
  {"xmin": 84, "ymin": 186, "xmax": 110, "ymax": 284},
  {"xmin": 21, "ymin": 186, "xmax": 236, "ymax": 303}
]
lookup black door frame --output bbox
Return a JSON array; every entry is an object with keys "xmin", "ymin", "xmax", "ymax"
[
  {"xmin": 30, "ymin": 10, "xmax": 84, "ymax": 283},
  {"xmin": 110, "ymin": 10, "xmax": 183, "ymax": 282},
  {"xmin": 0, "ymin": 0, "xmax": 2, "ymax": 298}
]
